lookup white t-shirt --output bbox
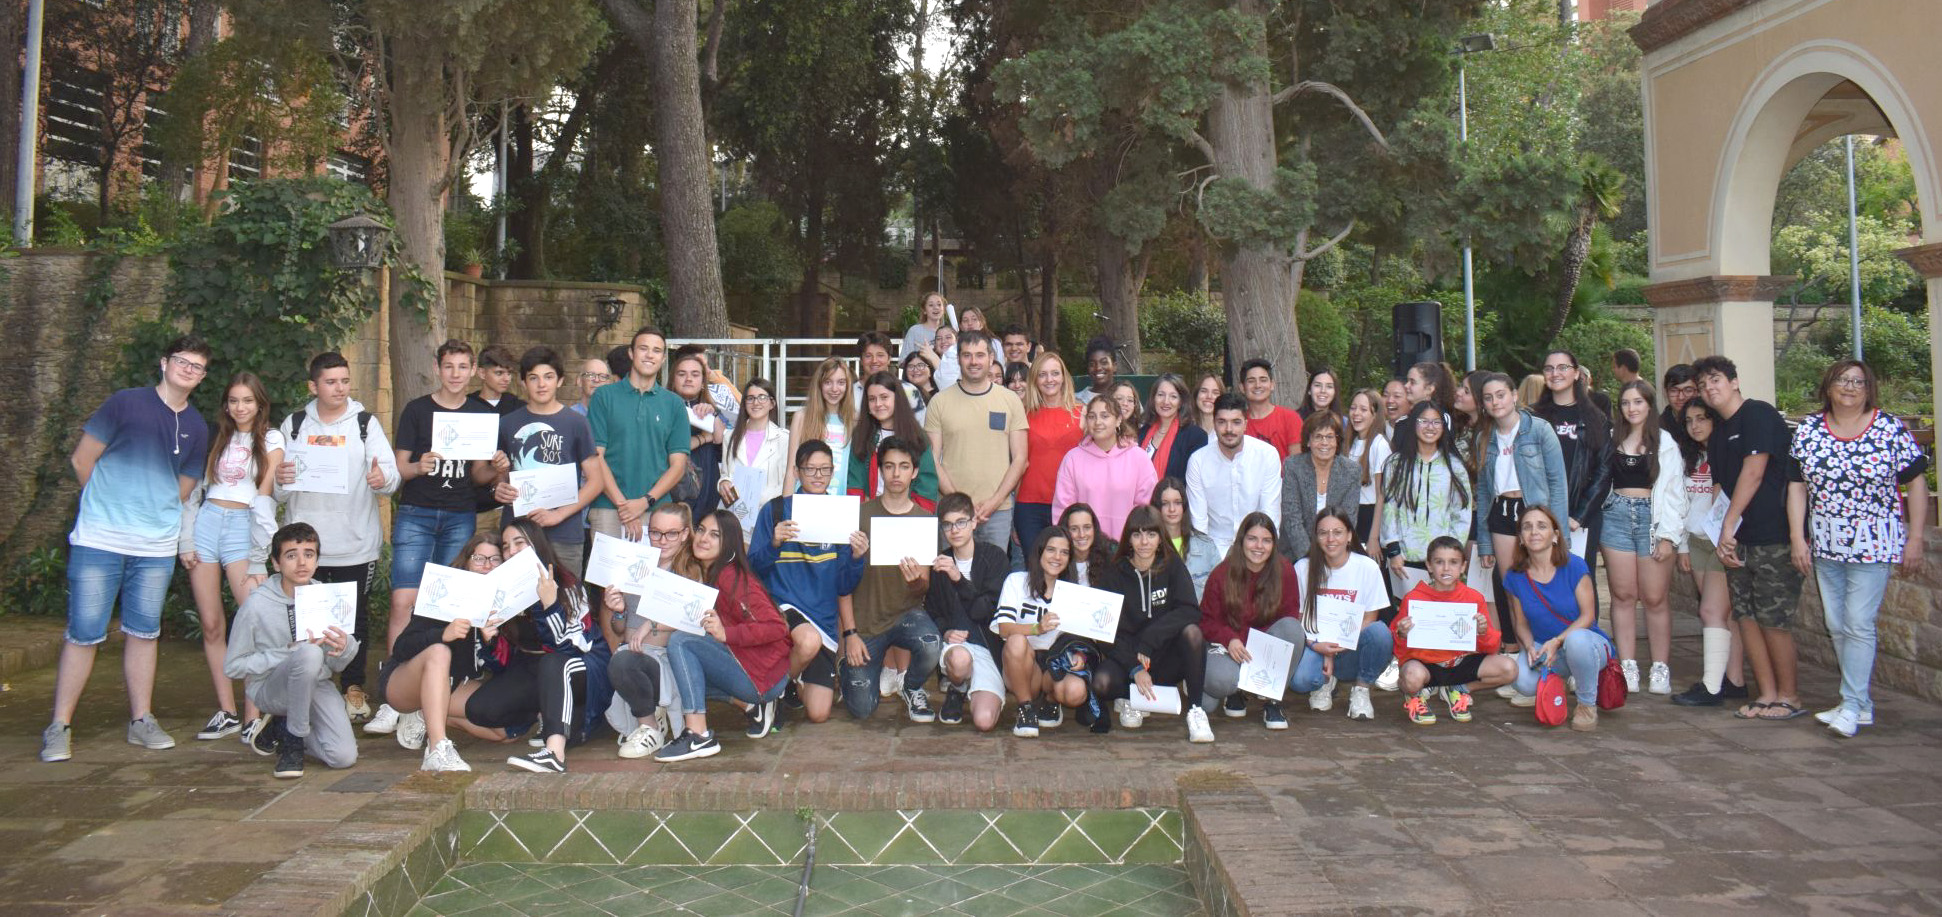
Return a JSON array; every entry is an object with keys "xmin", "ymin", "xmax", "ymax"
[
  {"xmin": 1492, "ymin": 420, "xmax": 1520, "ymax": 496},
  {"xmin": 1685, "ymin": 459, "xmax": 1716, "ymax": 539},
  {"xmin": 1349, "ymin": 434, "xmax": 1391, "ymax": 506},
  {"xmin": 993, "ymin": 570, "xmax": 1059, "ymax": 650},
  {"xmin": 1293, "ymin": 554, "xmax": 1388, "ymax": 615},
  {"xmin": 206, "ymin": 429, "xmax": 286, "ymax": 504},
  {"xmin": 1073, "ymin": 559, "xmax": 1091, "ymax": 587}
]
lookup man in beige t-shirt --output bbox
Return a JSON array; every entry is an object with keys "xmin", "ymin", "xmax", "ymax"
[{"xmin": 923, "ymin": 330, "xmax": 1028, "ymax": 551}]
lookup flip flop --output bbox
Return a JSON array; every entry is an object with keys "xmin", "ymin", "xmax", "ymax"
[
  {"xmin": 1733, "ymin": 701, "xmax": 1773, "ymax": 719},
  {"xmin": 1759, "ymin": 701, "xmax": 1811, "ymax": 721}
]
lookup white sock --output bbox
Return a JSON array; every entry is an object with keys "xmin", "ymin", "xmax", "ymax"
[{"xmin": 1701, "ymin": 627, "xmax": 1731, "ymax": 694}]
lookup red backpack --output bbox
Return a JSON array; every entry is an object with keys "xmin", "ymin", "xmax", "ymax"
[{"xmin": 1533, "ymin": 665, "xmax": 1569, "ymax": 727}]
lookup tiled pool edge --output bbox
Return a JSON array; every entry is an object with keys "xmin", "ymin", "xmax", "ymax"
[{"xmin": 220, "ymin": 768, "xmax": 1345, "ymax": 917}]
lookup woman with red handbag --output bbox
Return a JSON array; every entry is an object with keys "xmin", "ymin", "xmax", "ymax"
[{"xmin": 1502, "ymin": 505, "xmax": 1617, "ymax": 731}]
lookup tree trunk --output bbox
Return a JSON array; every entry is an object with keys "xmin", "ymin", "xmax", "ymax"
[
  {"xmin": 1094, "ymin": 224, "xmax": 1143, "ymax": 372},
  {"xmin": 384, "ymin": 41, "xmax": 451, "ymax": 415},
  {"xmin": 645, "ymin": 0, "xmax": 729, "ymax": 338},
  {"xmin": 1036, "ymin": 246, "xmax": 1058, "ymax": 348},
  {"xmin": 1204, "ymin": 1, "xmax": 1304, "ymax": 406},
  {"xmin": 1184, "ymin": 228, "xmax": 1209, "ymax": 297},
  {"xmin": 794, "ymin": 188, "xmax": 828, "ymax": 336},
  {"xmin": 507, "ymin": 105, "xmax": 546, "ymax": 278},
  {"xmin": 162, "ymin": 0, "xmax": 220, "ymax": 208},
  {"xmin": 0, "ymin": 0, "xmax": 22, "ymax": 217},
  {"xmin": 1545, "ymin": 203, "xmax": 1597, "ymax": 345}
]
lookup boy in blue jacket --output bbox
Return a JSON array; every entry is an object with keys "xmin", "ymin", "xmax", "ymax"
[{"xmin": 751, "ymin": 440, "xmax": 867, "ymax": 724}]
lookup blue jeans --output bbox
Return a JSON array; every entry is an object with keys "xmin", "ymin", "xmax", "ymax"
[
  {"xmin": 977, "ymin": 505, "xmax": 1016, "ymax": 556},
  {"xmin": 1512, "ymin": 629, "xmax": 1613, "ymax": 705},
  {"xmin": 1599, "ymin": 494, "xmax": 1653, "ymax": 555},
  {"xmin": 65, "ymin": 546, "xmax": 174, "ymax": 644},
  {"xmin": 389, "ymin": 504, "xmax": 477, "ymax": 589},
  {"xmin": 664, "ymin": 632, "xmax": 784, "ymax": 716},
  {"xmin": 841, "ymin": 609, "xmax": 943, "ymax": 719},
  {"xmin": 1814, "ymin": 558, "xmax": 1893, "ymax": 716},
  {"xmin": 1014, "ymin": 503, "xmax": 1053, "ymax": 557},
  {"xmin": 1289, "ymin": 622, "xmax": 1396, "ymax": 690},
  {"xmin": 193, "ymin": 502, "xmax": 254, "ymax": 565}
]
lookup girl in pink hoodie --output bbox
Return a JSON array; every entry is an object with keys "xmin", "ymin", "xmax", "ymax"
[{"xmin": 1054, "ymin": 396, "xmax": 1159, "ymax": 542}]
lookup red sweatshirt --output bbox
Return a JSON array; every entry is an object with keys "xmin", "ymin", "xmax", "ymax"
[
  {"xmin": 1391, "ymin": 581, "xmax": 1500, "ymax": 667},
  {"xmin": 712, "ymin": 564, "xmax": 792, "ymax": 694},
  {"xmin": 1198, "ymin": 559, "xmax": 1303, "ymax": 648}
]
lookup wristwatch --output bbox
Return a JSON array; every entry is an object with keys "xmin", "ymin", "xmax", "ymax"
[{"xmin": 841, "ymin": 628, "xmax": 858, "ymax": 638}]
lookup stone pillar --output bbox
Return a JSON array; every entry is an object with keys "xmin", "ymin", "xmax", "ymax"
[
  {"xmin": 1893, "ymin": 242, "xmax": 1942, "ymax": 431},
  {"xmin": 1642, "ymin": 274, "xmax": 1793, "ymax": 401}
]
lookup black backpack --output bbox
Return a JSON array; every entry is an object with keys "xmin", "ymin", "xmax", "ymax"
[{"xmin": 286, "ymin": 410, "xmax": 374, "ymax": 444}]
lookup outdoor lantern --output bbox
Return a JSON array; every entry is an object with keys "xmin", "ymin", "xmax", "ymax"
[
  {"xmin": 592, "ymin": 293, "xmax": 627, "ymax": 339},
  {"xmin": 326, "ymin": 213, "xmax": 390, "ymax": 271}
]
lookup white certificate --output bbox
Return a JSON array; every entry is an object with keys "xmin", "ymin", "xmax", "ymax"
[
  {"xmin": 292, "ymin": 582, "xmax": 358, "ymax": 641},
  {"xmin": 640, "ymin": 568, "xmax": 719, "ymax": 636},
  {"xmin": 1312, "ymin": 595, "xmax": 1363, "ymax": 651},
  {"xmin": 1409, "ymin": 600, "xmax": 1479, "ymax": 653},
  {"xmin": 510, "ymin": 463, "xmax": 579, "ymax": 517},
  {"xmin": 584, "ymin": 532, "xmax": 661, "ymax": 596},
  {"xmin": 1699, "ymin": 496, "xmax": 1742, "ymax": 547},
  {"xmin": 413, "ymin": 563, "xmax": 489, "ymax": 624},
  {"xmin": 1127, "ymin": 685, "xmax": 1183, "ymax": 715},
  {"xmin": 431, "ymin": 411, "xmax": 498, "ymax": 461},
  {"xmin": 481, "ymin": 548, "xmax": 544, "ymax": 623},
  {"xmin": 1569, "ymin": 528, "xmax": 1589, "ymax": 560},
  {"xmin": 286, "ymin": 442, "xmax": 349, "ymax": 495},
  {"xmin": 1049, "ymin": 581, "xmax": 1123, "ymax": 643},
  {"xmin": 1465, "ymin": 545, "xmax": 1493, "ymax": 593},
  {"xmin": 792, "ymin": 493, "xmax": 861, "ymax": 545},
  {"xmin": 1236, "ymin": 628, "xmax": 1297, "ymax": 701},
  {"xmin": 869, "ymin": 516, "xmax": 939, "ymax": 566},
  {"xmin": 728, "ymin": 461, "xmax": 767, "ymax": 508}
]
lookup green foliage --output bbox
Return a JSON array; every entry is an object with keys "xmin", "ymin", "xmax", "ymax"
[
  {"xmin": 1, "ymin": 547, "xmax": 70, "ymax": 618},
  {"xmin": 151, "ymin": 15, "xmax": 346, "ymax": 190},
  {"xmin": 116, "ymin": 178, "xmax": 392, "ymax": 420},
  {"xmin": 1554, "ymin": 317, "xmax": 1655, "ymax": 389},
  {"xmin": 1773, "ymin": 211, "xmax": 1922, "ymax": 309},
  {"xmin": 1809, "ymin": 306, "xmax": 1933, "ymax": 386},
  {"xmin": 1296, "ymin": 290, "xmax": 1352, "ymax": 382},
  {"xmin": 719, "ymin": 201, "xmax": 803, "ymax": 296},
  {"xmin": 1057, "ymin": 299, "xmax": 1104, "ymax": 365},
  {"xmin": 1137, "ymin": 291, "xmax": 1227, "ymax": 378}
]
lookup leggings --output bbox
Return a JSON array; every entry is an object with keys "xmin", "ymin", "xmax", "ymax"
[
  {"xmin": 1092, "ymin": 625, "xmax": 1208, "ymax": 705},
  {"xmin": 465, "ymin": 652, "xmax": 587, "ymax": 743}
]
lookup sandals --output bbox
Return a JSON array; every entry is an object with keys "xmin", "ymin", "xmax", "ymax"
[
  {"xmin": 1733, "ymin": 702, "xmax": 1772, "ymax": 719},
  {"xmin": 1733, "ymin": 700, "xmax": 1811, "ymax": 720}
]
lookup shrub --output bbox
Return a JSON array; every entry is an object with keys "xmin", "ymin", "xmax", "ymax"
[
  {"xmin": 1554, "ymin": 317, "xmax": 1656, "ymax": 390},
  {"xmin": 1138, "ymin": 291, "xmax": 1226, "ymax": 378}
]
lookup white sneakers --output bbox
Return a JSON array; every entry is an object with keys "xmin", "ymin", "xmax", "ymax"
[
  {"xmin": 878, "ymin": 667, "xmax": 904, "ymax": 698},
  {"xmin": 618, "ymin": 723, "xmax": 669, "ymax": 759},
  {"xmin": 421, "ymin": 738, "xmax": 470, "ymax": 772},
  {"xmin": 363, "ymin": 704, "xmax": 401, "ymax": 734},
  {"xmin": 1825, "ymin": 708, "xmax": 1861, "ymax": 738},
  {"xmin": 394, "ymin": 711, "xmax": 427, "ymax": 750},
  {"xmin": 1648, "ymin": 662, "xmax": 1672, "ymax": 695},
  {"xmin": 1621, "ymin": 659, "xmax": 1641, "ymax": 693},
  {"xmin": 1309, "ymin": 676, "xmax": 1337, "ymax": 712},
  {"xmin": 1347, "ymin": 685, "xmax": 1375, "ymax": 721},
  {"xmin": 1185, "ymin": 706, "xmax": 1214, "ymax": 744},
  {"xmin": 1507, "ymin": 690, "xmax": 1537, "ymax": 707},
  {"xmin": 1113, "ymin": 699, "xmax": 1146, "ymax": 730},
  {"xmin": 1375, "ymin": 659, "xmax": 1401, "ymax": 692}
]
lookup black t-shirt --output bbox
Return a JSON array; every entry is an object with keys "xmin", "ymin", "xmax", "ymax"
[
  {"xmin": 397, "ymin": 394, "xmax": 496, "ymax": 511},
  {"xmin": 1547, "ymin": 401, "xmax": 1588, "ymax": 473},
  {"xmin": 1707, "ymin": 398, "xmax": 1792, "ymax": 546},
  {"xmin": 480, "ymin": 392, "xmax": 525, "ymax": 415}
]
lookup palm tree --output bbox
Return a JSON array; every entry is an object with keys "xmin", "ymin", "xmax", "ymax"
[{"xmin": 1545, "ymin": 154, "xmax": 1625, "ymax": 344}]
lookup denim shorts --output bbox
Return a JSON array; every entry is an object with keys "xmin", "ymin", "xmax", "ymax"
[
  {"xmin": 1599, "ymin": 493, "xmax": 1653, "ymax": 555},
  {"xmin": 193, "ymin": 502, "xmax": 254, "ymax": 565},
  {"xmin": 389, "ymin": 504, "xmax": 478, "ymax": 590},
  {"xmin": 66, "ymin": 545, "xmax": 174, "ymax": 644}
]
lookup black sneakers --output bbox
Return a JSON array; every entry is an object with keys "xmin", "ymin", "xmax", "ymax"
[
  {"xmin": 903, "ymin": 689, "xmax": 936, "ymax": 724},
  {"xmin": 251, "ymin": 716, "xmax": 283, "ymax": 756},
  {"xmin": 1670, "ymin": 682, "xmax": 1724, "ymax": 707},
  {"xmin": 1263, "ymin": 702, "xmax": 1289, "ymax": 730},
  {"xmin": 745, "ymin": 700, "xmax": 776, "ymax": 739},
  {"xmin": 272, "ymin": 730, "xmax": 306, "ymax": 779},
  {"xmin": 654, "ymin": 730, "xmax": 721, "ymax": 762},
  {"xmin": 508, "ymin": 749, "xmax": 567, "ymax": 774},
  {"xmin": 1223, "ymin": 693, "xmax": 1248, "ymax": 718},
  {"xmin": 1012, "ymin": 703, "xmax": 1039, "ymax": 738},
  {"xmin": 938, "ymin": 689, "xmax": 966, "ymax": 726}
]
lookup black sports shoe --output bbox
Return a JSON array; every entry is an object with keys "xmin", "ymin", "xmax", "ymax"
[
  {"xmin": 903, "ymin": 688, "xmax": 936, "ymax": 724},
  {"xmin": 507, "ymin": 749, "xmax": 567, "ymax": 773},
  {"xmin": 272, "ymin": 731, "xmax": 306, "ymax": 779},
  {"xmin": 251, "ymin": 716, "xmax": 282, "ymax": 756},
  {"xmin": 1223, "ymin": 693, "xmax": 1248, "ymax": 718},
  {"xmin": 1263, "ymin": 702, "xmax": 1289, "ymax": 730},
  {"xmin": 1670, "ymin": 682, "xmax": 1724, "ymax": 707},
  {"xmin": 1012, "ymin": 703, "xmax": 1039, "ymax": 738},
  {"xmin": 1720, "ymin": 680, "xmax": 1750, "ymax": 699},
  {"xmin": 745, "ymin": 700, "xmax": 776, "ymax": 739},
  {"xmin": 782, "ymin": 680, "xmax": 804, "ymax": 710},
  {"xmin": 938, "ymin": 689, "xmax": 966, "ymax": 726},
  {"xmin": 1087, "ymin": 704, "xmax": 1111, "ymax": 734},
  {"xmin": 1075, "ymin": 702, "xmax": 1097, "ymax": 729},
  {"xmin": 654, "ymin": 730, "xmax": 721, "ymax": 762},
  {"xmin": 1039, "ymin": 702, "xmax": 1063, "ymax": 729}
]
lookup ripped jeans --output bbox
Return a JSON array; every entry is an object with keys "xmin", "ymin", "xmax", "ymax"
[{"xmin": 841, "ymin": 609, "xmax": 942, "ymax": 719}]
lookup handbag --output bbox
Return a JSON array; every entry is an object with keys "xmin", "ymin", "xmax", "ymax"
[
  {"xmin": 1528, "ymin": 582, "xmax": 1627, "ymax": 711},
  {"xmin": 1533, "ymin": 665, "xmax": 1569, "ymax": 727}
]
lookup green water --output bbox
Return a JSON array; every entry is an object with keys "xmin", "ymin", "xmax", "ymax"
[{"xmin": 408, "ymin": 861, "xmax": 1204, "ymax": 916}]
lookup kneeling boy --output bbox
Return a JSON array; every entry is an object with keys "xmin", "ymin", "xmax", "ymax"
[
  {"xmin": 1392, "ymin": 536, "xmax": 1513, "ymax": 726},
  {"xmin": 224, "ymin": 523, "xmax": 360, "ymax": 777}
]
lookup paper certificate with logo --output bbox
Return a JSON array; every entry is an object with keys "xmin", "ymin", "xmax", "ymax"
[
  {"xmin": 1048, "ymin": 582, "xmax": 1123, "ymax": 643},
  {"xmin": 869, "ymin": 516, "xmax": 939, "ymax": 566},
  {"xmin": 293, "ymin": 582, "xmax": 358, "ymax": 641},
  {"xmin": 510, "ymin": 463, "xmax": 579, "ymax": 516},
  {"xmin": 1237, "ymin": 628, "xmax": 1297, "ymax": 701},
  {"xmin": 1699, "ymin": 496, "xmax": 1742, "ymax": 547},
  {"xmin": 286, "ymin": 441, "xmax": 350, "ymax": 495},
  {"xmin": 1408, "ymin": 600, "xmax": 1479, "ymax": 653},
  {"xmin": 792, "ymin": 493, "xmax": 861, "ymax": 545},
  {"xmin": 413, "ymin": 563, "xmax": 490, "ymax": 624},
  {"xmin": 431, "ymin": 411, "xmax": 498, "ymax": 461},
  {"xmin": 1127, "ymin": 685, "xmax": 1183, "ymax": 715},
  {"xmin": 481, "ymin": 548, "xmax": 544, "ymax": 623},
  {"xmin": 640, "ymin": 568, "xmax": 718, "ymax": 636},
  {"xmin": 584, "ymin": 532, "xmax": 661, "ymax": 596},
  {"xmin": 1312, "ymin": 595, "xmax": 1363, "ymax": 651}
]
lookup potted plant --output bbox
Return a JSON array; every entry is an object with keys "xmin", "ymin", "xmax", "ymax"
[{"xmin": 458, "ymin": 247, "xmax": 487, "ymax": 278}]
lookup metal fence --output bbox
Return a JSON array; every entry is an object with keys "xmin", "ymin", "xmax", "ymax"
[{"xmin": 668, "ymin": 337, "xmax": 859, "ymax": 416}]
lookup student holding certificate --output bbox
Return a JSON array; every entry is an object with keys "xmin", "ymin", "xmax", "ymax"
[
  {"xmin": 1393, "ymin": 537, "xmax": 1512, "ymax": 726},
  {"xmin": 603, "ymin": 503, "xmax": 706, "ymax": 759},
  {"xmin": 843, "ymin": 438, "xmax": 941, "ymax": 723},
  {"xmin": 719, "ymin": 378, "xmax": 790, "ymax": 542},
  {"xmin": 373, "ymin": 533, "xmax": 505, "ymax": 773},
  {"xmin": 1196, "ymin": 513, "xmax": 1303, "ymax": 728},
  {"xmin": 1290, "ymin": 511, "xmax": 1394, "ymax": 722},
  {"xmin": 1094, "ymin": 506, "xmax": 1213, "ymax": 743},
  {"xmin": 1059, "ymin": 504, "xmax": 1115, "ymax": 588},
  {"xmin": 992, "ymin": 527, "xmax": 1089, "ymax": 738},
  {"xmin": 655, "ymin": 512, "xmax": 793, "ymax": 762},
  {"xmin": 926, "ymin": 493, "xmax": 1011, "ymax": 732},
  {"xmin": 750, "ymin": 440, "xmax": 867, "ymax": 726}
]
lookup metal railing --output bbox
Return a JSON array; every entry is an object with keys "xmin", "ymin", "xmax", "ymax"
[{"xmin": 669, "ymin": 337, "xmax": 859, "ymax": 417}]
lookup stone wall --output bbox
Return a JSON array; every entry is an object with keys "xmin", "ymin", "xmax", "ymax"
[{"xmin": 0, "ymin": 251, "xmax": 647, "ymax": 567}]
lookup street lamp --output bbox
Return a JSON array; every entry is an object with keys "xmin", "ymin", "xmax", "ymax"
[
  {"xmin": 1455, "ymin": 32, "xmax": 1495, "ymax": 372},
  {"xmin": 326, "ymin": 213, "xmax": 390, "ymax": 271}
]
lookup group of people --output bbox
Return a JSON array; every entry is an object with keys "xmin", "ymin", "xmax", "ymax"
[{"xmin": 38, "ymin": 306, "xmax": 1930, "ymax": 777}]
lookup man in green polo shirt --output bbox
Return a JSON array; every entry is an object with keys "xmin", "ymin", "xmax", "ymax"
[{"xmin": 589, "ymin": 326, "xmax": 692, "ymax": 541}]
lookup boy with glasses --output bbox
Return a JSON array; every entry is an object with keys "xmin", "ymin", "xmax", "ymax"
[
  {"xmin": 42, "ymin": 336, "xmax": 214, "ymax": 762},
  {"xmin": 750, "ymin": 441, "xmax": 868, "ymax": 725}
]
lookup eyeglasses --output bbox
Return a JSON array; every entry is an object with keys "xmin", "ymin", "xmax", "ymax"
[
  {"xmin": 1832, "ymin": 377, "xmax": 1867, "ymax": 390},
  {"xmin": 169, "ymin": 355, "xmax": 209, "ymax": 376},
  {"xmin": 648, "ymin": 527, "xmax": 689, "ymax": 542},
  {"xmin": 1415, "ymin": 418, "xmax": 1445, "ymax": 429},
  {"xmin": 579, "ymin": 372, "xmax": 612, "ymax": 383},
  {"xmin": 1541, "ymin": 364, "xmax": 1575, "ymax": 374},
  {"xmin": 942, "ymin": 518, "xmax": 973, "ymax": 531},
  {"xmin": 799, "ymin": 466, "xmax": 834, "ymax": 478},
  {"xmin": 469, "ymin": 553, "xmax": 504, "ymax": 567},
  {"xmin": 746, "ymin": 393, "xmax": 773, "ymax": 404}
]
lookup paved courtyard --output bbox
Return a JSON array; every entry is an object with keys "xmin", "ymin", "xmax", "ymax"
[{"xmin": 1, "ymin": 613, "xmax": 1939, "ymax": 915}]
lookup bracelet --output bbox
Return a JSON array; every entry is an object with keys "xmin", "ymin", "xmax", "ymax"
[{"xmin": 841, "ymin": 628, "xmax": 858, "ymax": 638}]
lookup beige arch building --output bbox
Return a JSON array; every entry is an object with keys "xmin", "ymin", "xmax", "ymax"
[{"xmin": 1634, "ymin": 0, "xmax": 1940, "ymax": 417}]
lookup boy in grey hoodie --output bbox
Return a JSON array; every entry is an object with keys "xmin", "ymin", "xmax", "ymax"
[
  {"xmin": 273, "ymin": 352, "xmax": 399, "ymax": 725},
  {"xmin": 225, "ymin": 523, "xmax": 361, "ymax": 778}
]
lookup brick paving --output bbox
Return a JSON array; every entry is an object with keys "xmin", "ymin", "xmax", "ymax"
[{"xmin": 0, "ymin": 613, "xmax": 1939, "ymax": 915}]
